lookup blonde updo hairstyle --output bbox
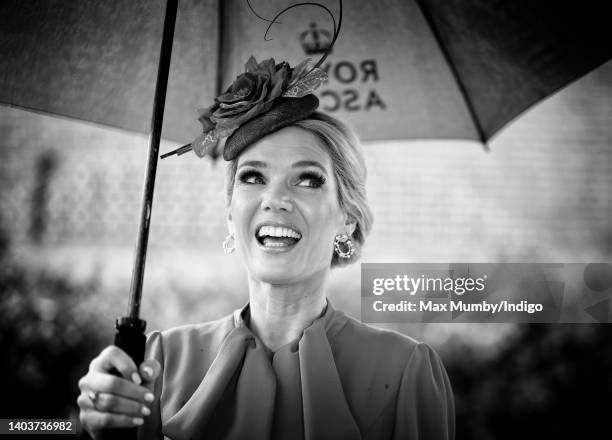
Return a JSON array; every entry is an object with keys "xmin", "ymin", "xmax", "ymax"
[{"xmin": 226, "ymin": 111, "xmax": 373, "ymax": 267}]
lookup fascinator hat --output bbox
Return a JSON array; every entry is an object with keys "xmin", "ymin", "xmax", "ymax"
[{"xmin": 162, "ymin": 1, "xmax": 342, "ymax": 162}]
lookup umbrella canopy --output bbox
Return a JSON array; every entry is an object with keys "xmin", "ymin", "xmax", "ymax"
[
  {"xmin": 0, "ymin": 0, "xmax": 217, "ymax": 143},
  {"xmin": 222, "ymin": 0, "xmax": 612, "ymax": 142},
  {"xmin": 1, "ymin": 0, "xmax": 611, "ymax": 145}
]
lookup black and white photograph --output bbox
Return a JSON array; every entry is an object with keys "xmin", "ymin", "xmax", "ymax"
[{"xmin": 1, "ymin": 1, "xmax": 611, "ymax": 439}]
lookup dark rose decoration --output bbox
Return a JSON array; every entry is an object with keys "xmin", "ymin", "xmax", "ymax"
[
  {"xmin": 197, "ymin": 56, "xmax": 291, "ymax": 134},
  {"xmin": 172, "ymin": 55, "xmax": 326, "ymax": 160}
]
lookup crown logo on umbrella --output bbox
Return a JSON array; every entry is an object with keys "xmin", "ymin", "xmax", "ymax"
[{"xmin": 300, "ymin": 22, "xmax": 333, "ymax": 55}]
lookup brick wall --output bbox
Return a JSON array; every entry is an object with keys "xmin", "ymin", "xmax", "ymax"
[{"xmin": 1, "ymin": 110, "xmax": 228, "ymax": 248}]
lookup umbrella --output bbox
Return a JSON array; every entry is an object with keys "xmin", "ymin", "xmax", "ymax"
[{"xmin": 2, "ymin": 0, "xmax": 610, "ymax": 145}]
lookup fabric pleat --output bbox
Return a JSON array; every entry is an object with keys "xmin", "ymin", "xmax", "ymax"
[{"xmin": 300, "ymin": 321, "xmax": 362, "ymax": 440}]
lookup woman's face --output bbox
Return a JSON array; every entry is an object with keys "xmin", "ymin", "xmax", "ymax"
[{"xmin": 228, "ymin": 126, "xmax": 353, "ymax": 284}]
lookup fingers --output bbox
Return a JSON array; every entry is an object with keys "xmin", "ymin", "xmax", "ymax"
[
  {"xmin": 79, "ymin": 345, "xmax": 153, "ymax": 403},
  {"xmin": 77, "ymin": 346, "xmax": 161, "ymax": 435},
  {"xmin": 89, "ymin": 346, "xmax": 142, "ymax": 384},
  {"xmin": 79, "ymin": 410, "xmax": 145, "ymax": 430},
  {"xmin": 79, "ymin": 370, "xmax": 154, "ymax": 403},
  {"xmin": 139, "ymin": 359, "xmax": 161, "ymax": 389},
  {"xmin": 77, "ymin": 391, "xmax": 150, "ymax": 418}
]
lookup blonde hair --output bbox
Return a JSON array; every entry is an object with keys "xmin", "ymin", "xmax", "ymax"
[{"xmin": 226, "ymin": 112, "xmax": 373, "ymax": 267}]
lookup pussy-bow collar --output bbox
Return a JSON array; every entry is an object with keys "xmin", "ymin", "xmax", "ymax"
[{"xmin": 162, "ymin": 301, "xmax": 362, "ymax": 440}]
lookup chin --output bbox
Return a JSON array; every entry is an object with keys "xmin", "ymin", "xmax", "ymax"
[
  {"xmin": 252, "ymin": 271, "xmax": 302, "ymax": 285},
  {"xmin": 249, "ymin": 257, "xmax": 330, "ymax": 286},
  {"xmin": 249, "ymin": 260, "xmax": 301, "ymax": 284}
]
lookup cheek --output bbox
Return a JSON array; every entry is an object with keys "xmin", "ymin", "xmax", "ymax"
[
  {"xmin": 229, "ymin": 191, "xmax": 256, "ymax": 235},
  {"xmin": 304, "ymin": 200, "xmax": 344, "ymax": 243}
]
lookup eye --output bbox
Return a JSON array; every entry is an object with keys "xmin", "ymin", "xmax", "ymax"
[
  {"xmin": 296, "ymin": 172, "xmax": 326, "ymax": 188},
  {"xmin": 237, "ymin": 170, "xmax": 265, "ymax": 185}
]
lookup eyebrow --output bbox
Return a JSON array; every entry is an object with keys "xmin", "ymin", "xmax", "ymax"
[
  {"xmin": 237, "ymin": 159, "xmax": 328, "ymax": 174},
  {"xmin": 291, "ymin": 160, "xmax": 328, "ymax": 174},
  {"xmin": 237, "ymin": 160, "xmax": 267, "ymax": 169}
]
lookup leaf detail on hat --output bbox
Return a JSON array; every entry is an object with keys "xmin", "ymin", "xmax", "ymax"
[
  {"xmin": 282, "ymin": 68, "xmax": 328, "ymax": 98},
  {"xmin": 286, "ymin": 58, "xmax": 313, "ymax": 86},
  {"xmin": 191, "ymin": 129, "xmax": 220, "ymax": 158}
]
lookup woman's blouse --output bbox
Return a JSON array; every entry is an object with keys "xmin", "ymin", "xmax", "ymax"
[{"xmin": 138, "ymin": 301, "xmax": 455, "ymax": 440}]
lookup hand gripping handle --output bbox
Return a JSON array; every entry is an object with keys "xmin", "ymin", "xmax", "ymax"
[{"xmin": 98, "ymin": 317, "xmax": 147, "ymax": 440}]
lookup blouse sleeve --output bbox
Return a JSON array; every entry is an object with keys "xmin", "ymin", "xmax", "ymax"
[
  {"xmin": 138, "ymin": 331, "xmax": 165, "ymax": 440},
  {"xmin": 393, "ymin": 343, "xmax": 455, "ymax": 440}
]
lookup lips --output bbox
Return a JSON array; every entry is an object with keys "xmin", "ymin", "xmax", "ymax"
[{"xmin": 255, "ymin": 223, "xmax": 302, "ymax": 248}]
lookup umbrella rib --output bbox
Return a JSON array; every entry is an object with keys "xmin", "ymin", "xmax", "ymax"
[{"xmin": 415, "ymin": 0, "xmax": 488, "ymax": 147}]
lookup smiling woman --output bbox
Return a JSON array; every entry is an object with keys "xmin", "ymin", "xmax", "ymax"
[
  {"xmin": 76, "ymin": 56, "xmax": 454, "ymax": 440},
  {"xmin": 226, "ymin": 112, "xmax": 372, "ymax": 269},
  {"xmin": 230, "ymin": 126, "xmax": 349, "ymax": 285}
]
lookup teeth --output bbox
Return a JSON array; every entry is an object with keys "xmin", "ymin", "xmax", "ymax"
[
  {"xmin": 262, "ymin": 240, "xmax": 287, "ymax": 247},
  {"xmin": 257, "ymin": 225, "xmax": 301, "ymax": 239}
]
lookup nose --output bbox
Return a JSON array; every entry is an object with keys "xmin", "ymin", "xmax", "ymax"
[{"xmin": 261, "ymin": 181, "xmax": 293, "ymax": 212}]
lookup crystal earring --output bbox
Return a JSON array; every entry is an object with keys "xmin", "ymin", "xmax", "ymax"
[
  {"xmin": 222, "ymin": 233, "xmax": 235, "ymax": 254},
  {"xmin": 334, "ymin": 233, "xmax": 355, "ymax": 259}
]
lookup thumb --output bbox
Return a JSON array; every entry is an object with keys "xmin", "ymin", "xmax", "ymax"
[{"xmin": 139, "ymin": 359, "xmax": 161, "ymax": 391}]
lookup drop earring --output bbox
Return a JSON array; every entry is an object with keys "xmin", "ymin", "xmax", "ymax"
[
  {"xmin": 223, "ymin": 233, "xmax": 235, "ymax": 254},
  {"xmin": 334, "ymin": 233, "xmax": 355, "ymax": 259}
]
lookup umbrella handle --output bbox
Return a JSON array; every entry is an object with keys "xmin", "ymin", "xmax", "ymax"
[
  {"xmin": 114, "ymin": 317, "xmax": 147, "ymax": 368},
  {"xmin": 99, "ymin": 317, "xmax": 147, "ymax": 440}
]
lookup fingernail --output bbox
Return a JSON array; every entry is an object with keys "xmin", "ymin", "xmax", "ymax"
[
  {"xmin": 142, "ymin": 366, "xmax": 154, "ymax": 378},
  {"xmin": 141, "ymin": 406, "xmax": 151, "ymax": 416},
  {"xmin": 132, "ymin": 418, "xmax": 144, "ymax": 426},
  {"xmin": 131, "ymin": 372, "xmax": 142, "ymax": 385},
  {"xmin": 144, "ymin": 392, "xmax": 154, "ymax": 403}
]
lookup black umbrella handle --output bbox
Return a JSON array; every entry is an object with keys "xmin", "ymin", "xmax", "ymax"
[
  {"xmin": 98, "ymin": 317, "xmax": 147, "ymax": 440},
  {"xmin": 113, "ymin": 317, "xmax": 147, "ymax": 368}
]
